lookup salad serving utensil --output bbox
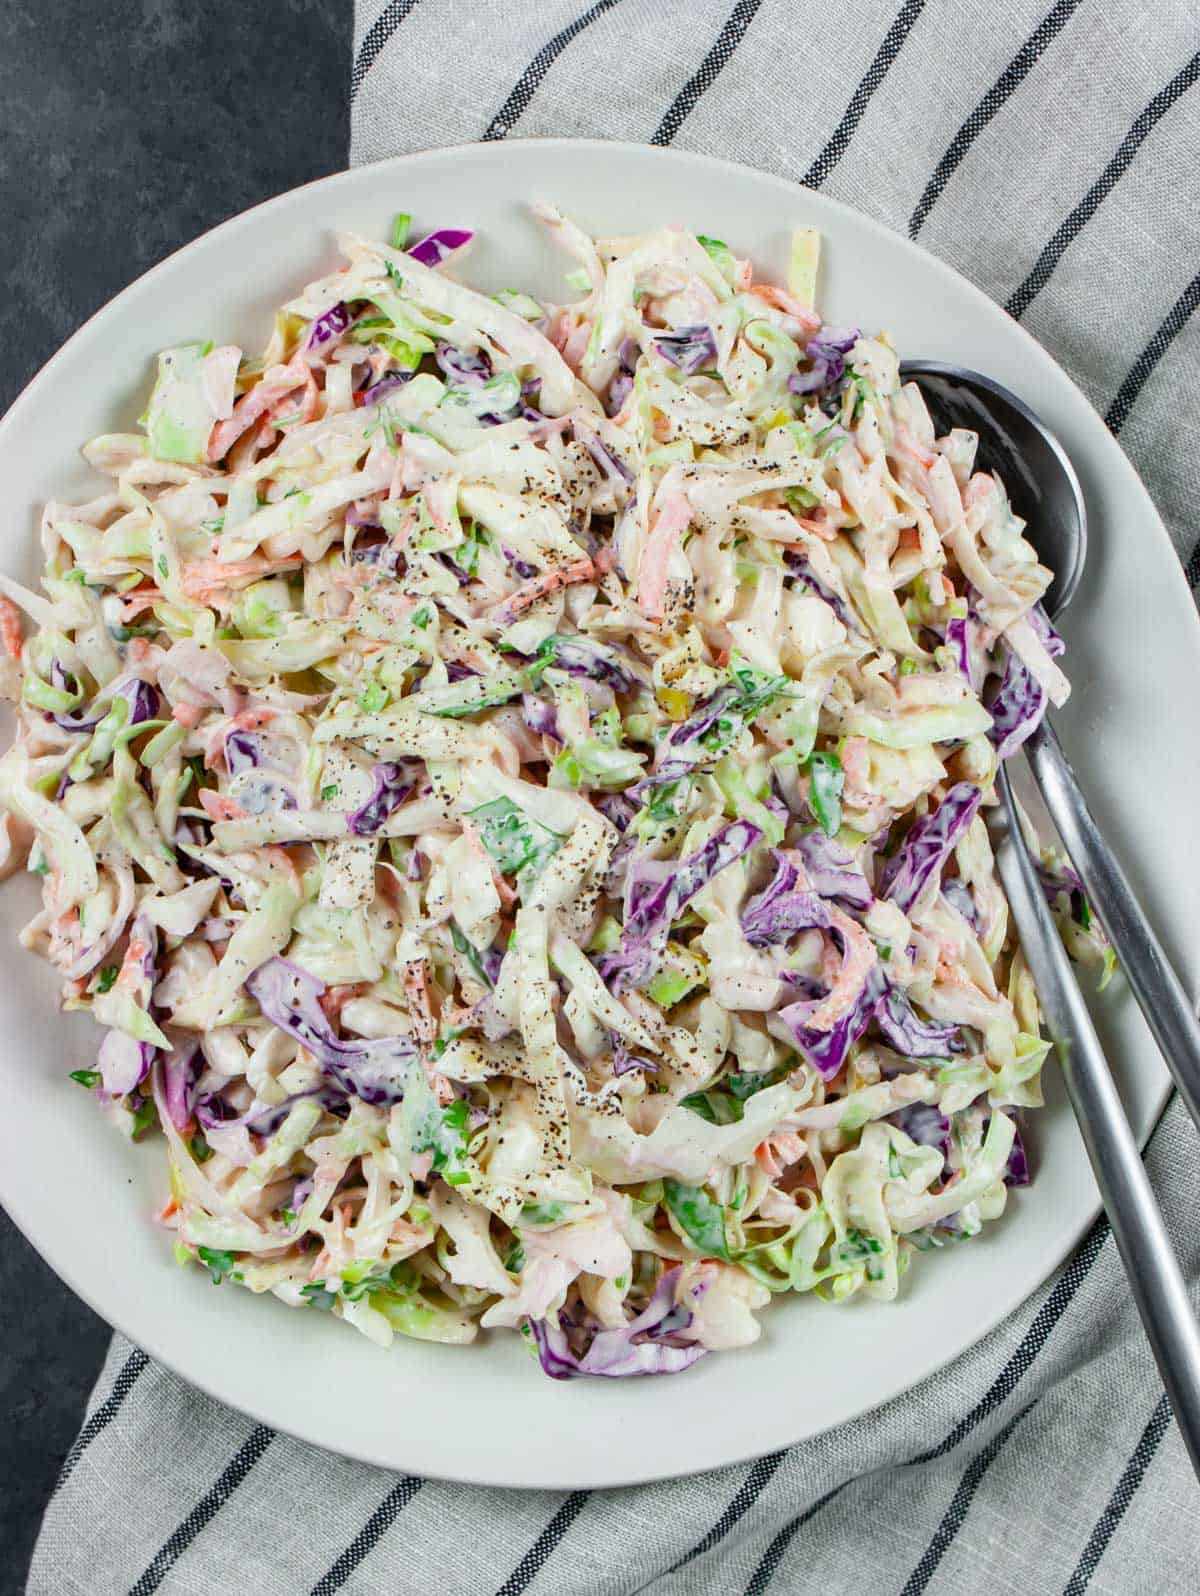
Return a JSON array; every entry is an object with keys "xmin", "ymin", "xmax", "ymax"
[{"xmin": 903, "ymin": 361, "xmax": 1200, "ymax": 1475}]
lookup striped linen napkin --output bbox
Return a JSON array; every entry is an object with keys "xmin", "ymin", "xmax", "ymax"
[{"xmin": 29, "ymin": 2, "xmax": 1200, "ymax": 1591}]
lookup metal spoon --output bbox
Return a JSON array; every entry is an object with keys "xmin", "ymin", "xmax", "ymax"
[
  {"xmin": 900, "ymin": 361, "xmax": 1200, "ymax": 1134},
  {"xmin": 901, "ymin": 360, "xmax": 1200, "ymax": 1474}
]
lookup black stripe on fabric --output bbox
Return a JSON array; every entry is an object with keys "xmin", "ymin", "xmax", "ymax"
[
  {"xmin": 482, "ymin": 0, "xmax": 623, "ymax": 141},
  {"xmin": 494, "ymin": 1491, "xmax": 589, "ymax": 1596},
  {"xmin": 1008, "ymin": 52, "xmax": 1200, "ymax": 319},
  {"xmin": 1104, "ymin": 268, "xmax": 1200, "ymax": 434},
  {"xmin": 128, "ymin": 1424, "xmax": 274, "ymax": 1596},
  {"xmin": 351, "ymin": 0, "xmax": 423, "ymax": 99},
  {"xmin": 668, "ymin": 1450, "xmax": 786, "ymax": 1572},
  {"xmin": 908, "ymin": 0, "xmax": 1085, "ymax": 237},
  {"xmin": 651, "ymin": 0, "xmax": 764, "ymax": 147},
  {"xmin": 804, "ymin": 0, "xmax": 927, "ymax": 187},
  {"xmin": 734, "ymin": 1215, "xmax": 1111, "ymax": 1593},
  {"xmin": 1062, "ymin": 1392, "xmax": 1174, "ymax": 1595},
  {"xmin": 52, "ymin": 1348, "xmax": 150, "ymax": 1496},
  {"xmin": 1185, "ymin": 536, "xmax": 1200, "ymax": 590},
  {"xmin": 899, "ymin": 1400, "xmax": 1039, "ymax": 1596},
  {"xmin": 908, "ymin": 1213, "xmax": 1109, "ymax": 1465},
  {"xmin": 743, "ymin": 1480, "xmax": 849, "ymax": 1596},
  {"xmin": 309, "ymin": 1477, "xmax": 424, "ymax": 1596}
]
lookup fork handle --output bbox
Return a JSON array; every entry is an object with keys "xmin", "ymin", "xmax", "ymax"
[
  {"xmin": 993, "ymin": 766, "xmax": 1200, "ymax": 1479},
  {"xmin": 1025, "ymin": 717, "xmax": 1200, "ymax": 1139}
]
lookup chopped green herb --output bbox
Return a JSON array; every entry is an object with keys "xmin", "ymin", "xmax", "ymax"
[
  {"xmin": 806, "ymin": 750, "xmax": 843, "ymax": 837},
  {"xmin": 663, "ymin": 1179, "xmax": 732, "ymax": 1260},
  {"xmin": 519, "ymin": 1201, "xmax": 567, "ymax": 1226},
  {"xmin": 468, "ymin": 796, "xmax": 563, "ymax": 883},
  {"xmin": 390, "ymin": 211, "xmax": 411, "ymax": 249},
  {"xmin": 414, "ymin": 1096, "xmax": 473, "ymax": 1186},
  {"xmin": 449, "ymin": 922, "xmax": 494, "ymax": 990},
  {"xmin": 130, "ymin": 1098, "xmax": 156, "ymax": 1140},
  {"xmin": 300, "ymin": 1281, "xmax": 338, "ymax": 1310},
  {"xmin": 197, "ymin": 1246, "xmax": 238, "ymax": 1285},
  {"xmin": 95, "ymin": 964, "xmax": 119, "ymax": 994},
  {"xmin": 358, "ymin": 679, "xmax": 389, "ymax": 713},
  {"xmin": 69, "ymin": 1069, "xmax": 101, "ymax": 1089},
  {"xmin": 189, "ymin": 1133, "xmax": 213, "ymax": 1164}
]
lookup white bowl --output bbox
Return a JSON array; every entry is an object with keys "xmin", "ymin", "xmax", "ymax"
[{"xmin": 0, "ymin": 139, "xmax": 1194, "ymax": 1489}]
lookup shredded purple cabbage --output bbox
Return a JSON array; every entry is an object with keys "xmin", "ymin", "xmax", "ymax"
[
  {"xmin": 941, "ymin": 877, "xmax": 982, "ymax": 933},
  {"xmin": 196, "ymin": 1082, "xmax": 346, "ymax": 1137},
  {"xmin": 407, "ymin": 228, "xmax": 473, "ymax": 268},
  {"xmin": 945, "ymin": 615, "xmax": 973, "ymax": 682},
  {"xmin": 528, "ymin": 1269, "xmax": 704, "ymax": 1379},
  {"xmin": 890, "ymin": 1101, "xmax": 951, "ymax": 1156},
  {"xmin": 501, "ymin": 545, "xmax": 538, "ymax": 580},
  {"xmin": 538, "ymin": 635, "xmax": 637, "ymax": 693},
  {"xmin": 788, "ymin": 326, "xmax": 859, "ymax": 395},
  {"xmin": 162, "ymin": 1040, "xmax": 202, "ymax": 1132},
  {"xmin": 601, "ymin": 821, "xmax": 762, "ymax": 993},
  {"xmin": 782, "ymin": 551, "xmax": 856, "ymax": 631},
  {"xmin": 245, "ymin": 957, "xmax": 417, "ymax": 1106},
  {"xmin": 777, "ymin": 971, "xmax": 879, "ymax": 1081},
  {"xmin": 986, "ymin": 646, "xmax": 1046, "ymax": 761},
  {"xmin": 435, "ymin": 343, "xmax": 491, "ymax": 384},
  {"xmin": 793, "ymin": 832, "xmax": 873, "ymax": 910},
  {"xmin": 51, "ymin": 673, "xmax": 159, "ymax": 734},
  {"xmin": 874, "ymin": 984, "xmax": 963, "ymax": 1057},
  {"xmin": 779, "ymin": 966, "xmax": 961, "ymax": 1080},
  {"xmin": 98, "ymin": 1031, "xmax": 155, "ymax": 1098},
  {"xmin": 346, "ymin": 761, "xmax": 419, "ymax": 836},
  {"xmin": 879, "ymin": 783, "xmax": 983, "ymax": 915},
  {"xmin": 654, "ymin": 325, "xmax": 718, "ymax": 376},
  {"xmin": 361, "ymin": 370, "xmax": 413, "ymax": 407},
  {"xmin": 1004, "ymin": 1119, "xmax": 1031, "ymax": 1186},
  {"xmin": 741, "ymin": 851, "xmax": 832, "ymax": 947},
  {"xmin": 521, "ymin": 693, "xmax": 561, "ymax": 743},
  {"xmin": 224, "ymin": 729, "xmax": 261, "ymax": 776},
  {"xmin": 611, "ymin": 1035, "xmax": 658, "ymax": 1077},
  {"xmin": 586, "ymin": 436, "xmax": 635, "ymax": 486},
  {"xmin": 605, "ymin": 338, "xmax": 640, "ymax": 416},
  {"xmin": 306, "ymin": 301, "xmax": 353, "ymax": 352}
]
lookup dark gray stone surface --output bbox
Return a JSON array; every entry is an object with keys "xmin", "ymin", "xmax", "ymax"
[{"xmin": 0, "ymin": 3, "xmax": 349, "ymax": 1588}]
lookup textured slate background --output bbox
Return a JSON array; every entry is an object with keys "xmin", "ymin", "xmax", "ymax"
[{"xmin": 0, "ymin": 3, "xmax": 349, "ymax": 1588}]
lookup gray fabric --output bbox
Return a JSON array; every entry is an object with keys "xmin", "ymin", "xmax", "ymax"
[{"xmin": 29, "ymin": 3, "xmax": 1200, "ymax": 1592}]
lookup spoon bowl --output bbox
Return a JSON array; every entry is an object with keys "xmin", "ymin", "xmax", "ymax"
[{"xmin": 898, "ymin": 360, "xmax": 1088, "ymax": 621}]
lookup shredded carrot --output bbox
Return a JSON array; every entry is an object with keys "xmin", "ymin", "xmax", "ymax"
[
  {"xmin": 118, "ymin": 586, "xmax": 161, "ymax": 622},
  {"xmin": 318, "ymin": 982, "xmax": 368, "ymax": 1024},
  {"xmin": 747, "ymin": 283, "xmax": 822, "ymax": 333},
  {"xmin": 198, "ymin": 790, "xmax": 248, "ymax": 821},
  {"xmin": 403, "ymin": 958, "xmax": 435, "ymax": 1043},
  {"xmin": 0, "ymin": 595, "xmax": 24, "ymax": 659},
  {"xmin": 490, "ymin": 557, "xmax": 595, "ymax": 623},
  {"xmin": 229, "ymin": 706, "xmax": 278, "ymax": 732},
  {"xmin": 755, "ymin": 1142, "xmax": 783, "ymax": 1178},
  {"xmin": 637, "ymin": 491, "xmax": 692, "ymax": 620},
  {"xmin": 180, "ymin": 555, "xmax": 302, "ymax": 600},
  {"xmin": 207, "ymin": 357, "xmax": 309, "ymax": 462}
]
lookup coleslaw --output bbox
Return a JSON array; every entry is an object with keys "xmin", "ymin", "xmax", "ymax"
[{"xmin": 0, "ymin": 209, "xmax": 1101, "ymax": 1378}]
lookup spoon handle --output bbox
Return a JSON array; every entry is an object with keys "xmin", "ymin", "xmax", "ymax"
[
  {"xmin": 992, "ymin": 766, "xmax": 1200, "ymax": 1478},
  {"xmin": 1024, "ymin": 717, "xmax": 1200, "ymax": 1138}
]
